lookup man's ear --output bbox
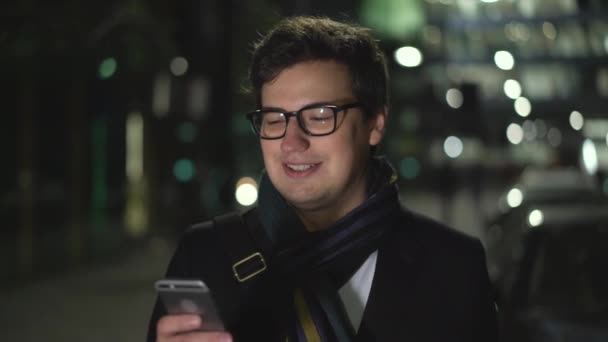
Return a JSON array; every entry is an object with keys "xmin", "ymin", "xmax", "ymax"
[{"xmin": 368, "ymin": 106, "xmax": 388, "ymax": 146}]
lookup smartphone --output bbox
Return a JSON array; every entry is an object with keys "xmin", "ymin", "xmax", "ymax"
[{"xmin": 155, "ymin": 279, "xmax": 225, "ymax": 331}]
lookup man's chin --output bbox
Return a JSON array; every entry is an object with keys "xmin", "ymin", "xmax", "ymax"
[{"xmin": 280, "ymin": 192, "xmax": 327, "ymax": 212}]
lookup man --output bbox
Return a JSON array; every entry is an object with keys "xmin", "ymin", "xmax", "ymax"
[{"xmin": 148, "ymin": 16, "xmax": 498, "ymax": 342}]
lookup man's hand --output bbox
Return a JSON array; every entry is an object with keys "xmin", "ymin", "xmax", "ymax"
[{"xmin": 156, "ymin": 314, "xmax": 233, "ymax": 342}]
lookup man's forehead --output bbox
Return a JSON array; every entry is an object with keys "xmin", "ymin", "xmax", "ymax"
[{"xmin": 260, "ymin": 61, "xmax": 355, "ymax": 109}]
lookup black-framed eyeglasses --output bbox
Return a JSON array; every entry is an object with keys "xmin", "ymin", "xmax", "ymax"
[{"xmin": 245, "ymin": 102, "xmax": 362, "ymax": 140}]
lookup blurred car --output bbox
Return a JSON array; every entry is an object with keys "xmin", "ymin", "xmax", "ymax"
[
  {"xmin": 485, "ymin": 167, "xmax": 605, "ymax": 283},
  {"xmin": 497, "ymin": 211, "xmax": 608, "ymax": 341},
  {"xmin": 483, "ymin": 167, "xmax": 608, "ymax": 341},
  {"xmin": 495, "ymin": 167, "xmax": 602, "ymax": 212}
]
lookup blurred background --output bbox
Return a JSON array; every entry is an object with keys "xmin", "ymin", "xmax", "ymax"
[{"xmin": 1, "ymin": 0, "xmax": 608, "ymax": 341}]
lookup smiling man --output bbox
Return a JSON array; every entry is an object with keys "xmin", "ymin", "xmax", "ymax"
[
  {"xmin": 257, "ymin": 60, "xmax": 384, "ymax": 230},
  {"xmin": 148, "ymin": 16, "xmax": 498, "ymax": 342}
]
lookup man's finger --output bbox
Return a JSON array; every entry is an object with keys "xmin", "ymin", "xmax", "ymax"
[
  {"xmin": 157, "ymin": 314, "xmax": 201, "ymax": 337},
  {"xmin": 173, "ymin": 331, "xmax": 233, "ymax": 342}
]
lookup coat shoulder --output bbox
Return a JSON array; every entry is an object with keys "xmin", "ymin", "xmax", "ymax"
[{"xmin": 390, "ymin": 207, "xmax": 485, "ymax": 264}]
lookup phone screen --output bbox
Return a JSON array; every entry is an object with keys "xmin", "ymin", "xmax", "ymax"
[{"xmin": 155, "ymin": 279, "xmax": 225, "ymax": 331}]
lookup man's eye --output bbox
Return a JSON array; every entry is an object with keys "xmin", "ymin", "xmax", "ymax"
[
  {"xmin": 263, "ymin": 115, "xmax": 283, "ymax": 125},
  {"xmin": 306, "ymin": 109, "xmax": 332, "ymax": 122},
  {"xmin": 310, "ymin": 115, "xmax": 332, "ymax": 122}
]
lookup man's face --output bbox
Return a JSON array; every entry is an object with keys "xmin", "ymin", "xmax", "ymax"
[{"xmin": 259, "ymin": 60, "xmax": 386, "ymax": 225}]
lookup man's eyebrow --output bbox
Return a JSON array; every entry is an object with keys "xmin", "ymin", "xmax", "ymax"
[
  {"xmin": 259, "ymin": 106, "xmax": 286, "ymax": 112},
  {"xmin": 260, "ymin": 100, "xmax": 351, "ymax": 112},
  {"xmin": 301, "ymin": 100, "xmax": 336, "ymax": 107}
]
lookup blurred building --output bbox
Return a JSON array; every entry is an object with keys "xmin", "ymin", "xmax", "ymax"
[{"xmin": 2, "ymin": 0, "xmax": 608, "ymax": 286}]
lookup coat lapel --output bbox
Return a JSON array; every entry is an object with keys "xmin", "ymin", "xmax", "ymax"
[{"xmin": 356, "ymin": 210, "xmax": 428, "ymax": 341}]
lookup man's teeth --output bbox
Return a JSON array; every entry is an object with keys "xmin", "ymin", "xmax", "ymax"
[{"xmin": 287, "ymin": 164, "xmax": 315, "ymax": 171}]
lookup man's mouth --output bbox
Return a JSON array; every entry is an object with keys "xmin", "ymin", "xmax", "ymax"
[
  {"xmin": 282, "ymin": 162, "xmax": 321, "ymax": 177},
  {"xmin": 286, "ymin": 164, "xmax": 316, "ymax": 171}
]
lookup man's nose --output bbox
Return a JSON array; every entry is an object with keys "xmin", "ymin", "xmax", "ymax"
[{"xmin": 280, "ymin": 117, "xmax": 310, "ymax": 153}]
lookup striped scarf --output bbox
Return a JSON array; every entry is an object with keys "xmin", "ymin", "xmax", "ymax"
[{"xmin": 257, "ymin": 157, "xmax": 401, "ymax": 341}]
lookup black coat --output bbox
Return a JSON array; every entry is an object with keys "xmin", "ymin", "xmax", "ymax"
[{"xmin": 147, "ymin": 207, "xmax": 498, "ymax": 341}]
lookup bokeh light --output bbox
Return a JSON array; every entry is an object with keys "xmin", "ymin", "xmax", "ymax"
[
  {"xmin": 173, "ymin": 159, "xmax": 195, "ymax": 182},
  {"xmin": 514, "ymin": 97, "xmax": 531, "ymax": 117},
  {"xmin": 235, "ymin": 177, "xmax": 258, "ymax": 206},
  {"xmin": 446, "ymin": 88, "xmax": 464, "ymax": 109},
  {"xmin": 507, "ymin": 188, "xmax": 523, "ymax": 208},
  {"xmin": 494, "ymin": 50, "xmax": 515, "ymax": 70},
  {"xmin": 98, "ymin": 57, "xmax": 117, "ymax": 80},
  {"xmin": 443, "ymin": 136, "xmax": 463, "ymax": 158},
  {"xmin": 523, "ymin": 120, "xmax": 537, "ymax": 141},
  {"xmin": 503, "ymin": 79, "xmax": 522, "ymax": 99},
  {"xmin": 528, "ymin": 209, "xmax": 544, "ymax": 227},
  {"xmin": 547, "ymin": 127, "xmax": 562, "ymax": 147},
  {"xmin": 506, "ymin": 123, "xmax": 524, "ymax": 145},
  {"xmin": 395, "ymin": 46, "xmax": 423, "ymax": 67},
  {"xmin": 399, "ymin": 157, "xmax": 420, "ymax": 180},
  {"xmin": 569, "ymin": 110, "xmax": 584, "ymax": 130},
  {"xmin": 582, "ymin": 139, "xmax": 598, "ymax": 175},
  {"xmin": 542, "ymin": 22, "xmax": 557, "ymax": 40},
  {"xmin": 170, "ymin": 56, "xmax": 189, "ymax": 76}
]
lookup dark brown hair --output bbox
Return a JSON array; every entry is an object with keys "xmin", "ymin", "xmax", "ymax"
[{"xmin": 249, "ymin": 16, "xmax": 389, "ymax": 116}]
